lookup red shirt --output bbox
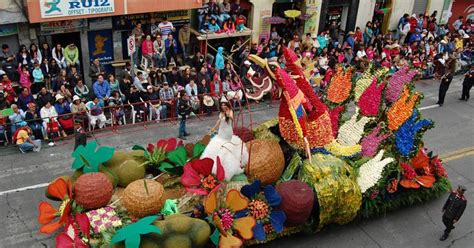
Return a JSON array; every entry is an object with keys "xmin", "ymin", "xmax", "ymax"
[{"xmin": 2, "ymin": 80, "xmax": 16, "ymax": 103}]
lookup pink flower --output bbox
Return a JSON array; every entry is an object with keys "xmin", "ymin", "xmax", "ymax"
[
  {"xmin": 360, "ymin": 124, "xmax": 391, "ymax": 157},
  {"xmin": 56, "ymin": 213, "xmax": 90, "ymax": 248},
  {"xmin": 147, "ymin": 137, "xmax": 183, "ymax": 153},
  {"xmin": 385, "ymin": 67, "xmax": 417, "ymax": 104},
  {"xmin": 181, "ymin": 157, "xmax": 225, "ymax": 195},
  {"xmin": 358, "ymin": 77, "xmax": 385, "ymax": 116}
]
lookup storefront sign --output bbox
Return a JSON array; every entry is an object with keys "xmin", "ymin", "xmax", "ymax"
[
  {"xmin": 88, "ymin": 30, "xmax": 114, "ymax": 73},
  {"xmin": 266, "ymin": 16, "xmax": 286, "ymax": 24},
  {"xmin": 40, "ymin": 0, "xmax": 115, "ymax": 18},
  {"xmin": 89, "ymin": 17, "xmax": 113, "ymax": 30},
  {"xmin": 0, "ymin": 24, "xmax": 18, "ymax": 37},
  {"xmin": 112, "ymin": 10, "xmax": 191, "ymax": 30},
  {"xmin": 259, "ymin": 10, "xmax": 272, "ymax": 42},
  {"xmin": 40, "ymin": 20, "xmax": 88, "ymax": 33},
  {"xmin": 304, "ymin": 0, "xmax": 322, "ymax": 35}
]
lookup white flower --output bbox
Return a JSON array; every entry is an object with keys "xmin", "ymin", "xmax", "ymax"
[
  {"xmin": 337, "ymin": 108, "xmax": 374, "ymax": 146},
  {"xmin": 357, "ymin": 150, "xmax": 394, "ymax": 193}
]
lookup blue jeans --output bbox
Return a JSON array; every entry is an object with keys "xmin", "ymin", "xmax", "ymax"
[
  {"xmin": 160, "ymin": 104, "xmax": 168, "ymax": 120},
  {"xmin": 154, "ymin": 53, "xmax": 167, "ymax": 68},
  {"xmin": 19, "ymin": 142, "xmax": 34, "ymax": 152},
  {"xmin": 178, "ymin": 116, "xmax": 186, "ymax": 137}
]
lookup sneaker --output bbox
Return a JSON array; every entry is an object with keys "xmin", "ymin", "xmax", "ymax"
[
  {"xmin": 33, "ymin": 146, "xmax": 41, "ymax": 152},
  {"xmin": 184, "ymin": 132, "xmax": 191, "ymax": 136},
  {"xmin": 48, "ymin": 142, "xmax": 55, "ymax": 147},
  {"xmin": 440, "ymin": 233, "xmax": 448, "ymax": 241},
  {"xmin": 178, "ymin": 136, "xmax": 186, "ymax": 140}
]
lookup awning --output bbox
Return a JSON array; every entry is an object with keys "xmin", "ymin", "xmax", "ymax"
[
  {"xmin": 0, "ymin": 0, "xmax": 27, "ymax": 25},
  {"xmin": 196, "ymin": 29, "xmax": 253, "ymax": 41}
]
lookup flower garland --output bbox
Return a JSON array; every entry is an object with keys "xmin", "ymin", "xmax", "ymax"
[
  {"xmin": 387, "ymin": 86, "xmax": 421, "ymax": 131},
  {"xmin": 327, "ymin": 66, "xmax": 353, "ymax": 104},
  {"xmin": 385, "ymin": 67, "xmax": 418, "ymax": 104},
  {"xmin": 337, "ymin": 109, "xmax": 374, "ymax": 146},
  {"xmin": 358, "ymin": 77, "xmax": 385, "ymax": 117},
  {"xmin": 360, "ymin": 124, "xmax": 391, "ymax": 157},
  {"xmin": 357, "ymin": 150, "xmax": 395, "ymax": 193}
]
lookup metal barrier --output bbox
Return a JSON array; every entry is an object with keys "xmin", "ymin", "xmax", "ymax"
[{"xmin": 0, "ymin": 92, "xmax": 273, "ymax": 147}]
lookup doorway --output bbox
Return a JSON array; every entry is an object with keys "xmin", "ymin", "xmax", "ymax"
[{"xmin": 51, "ymin": 32, "xmax": 83, "ymax": 70}]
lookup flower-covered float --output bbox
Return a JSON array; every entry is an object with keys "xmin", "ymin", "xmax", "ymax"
[{"xmin": 38, "ymin": 48, "xmax": 450, "ymax": 248}]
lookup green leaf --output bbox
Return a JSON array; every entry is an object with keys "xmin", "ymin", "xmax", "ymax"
[
  {"xmin": 210, "ymin": 229, "xmax": 220, "ymax": 246},
  {"xmin": 192, "ymin": 143, "xmax": 206, "ymax": 158},
  {"xmin": 111, "ymin": 215, "xmax": 161, "ymax": 248},
  {"xmin": 167, "ymin": 146, "xmax": 187, "ymax": 166},
  {"xmin": 132, "ymin": 145, "xmax": 150, "ymax": 160},
  {"xmin": 159, "ymin": 162, "xmax": 174, "ymax": 172},
  {"xmin": 165, "ymin": 166, "xmax": 184, "ymax": 176},
  {"xmin": 70, "ymin": 141, "xmax": 115, "ymax": 173}
]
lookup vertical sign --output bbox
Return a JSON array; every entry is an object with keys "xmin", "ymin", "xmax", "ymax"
[
  {"xmin": 88, "ymin": 30, "xmax": 114, "ymax": 73},
  {"xmin": 127, "ymin": 36, "xmax": 135, "ymax": 56},
  {"xmin": 259, "ymin": 10, "xmax": 272, "ymax": 42},
  {"xmin": 304, "ymin": 0, "xmax": 322, "ymax": 35}
]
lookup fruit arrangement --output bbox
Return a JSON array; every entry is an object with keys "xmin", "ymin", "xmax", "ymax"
[{"xmin": 37, "ymin": 48, "xmax": 450, "ymax": 248}]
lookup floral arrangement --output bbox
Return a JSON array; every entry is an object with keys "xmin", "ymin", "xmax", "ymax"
[
  {"xmin": 327, "ymin": 66, "xmax": 353, "ymax": 104},
  {"xmin": 387, "ymin": 86, "xmax": 421, "ymax": 131},
  {"xmin": 385, "ymin": 66, "xmax": 418, "ymax": 104},
  {"xmin": 36, "ymin": 56, "xmax": 450, "ymax": 248},
  {"xmin": 357, "ymin": 77, "xmax": 385, "ymax": 117}
]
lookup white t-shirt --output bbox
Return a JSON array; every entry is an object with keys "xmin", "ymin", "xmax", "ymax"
[{"xmin": 357, "ymin": 50, "xmax": 367, "ymax": 58}]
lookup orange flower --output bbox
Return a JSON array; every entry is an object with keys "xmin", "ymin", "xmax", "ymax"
[
  {"xmin": 327, "ymin": 67, "xmax": 353, "ymax": 104},
  {"xmin": 205, "ymin": 190, "xmax": 256, "ymax": 248},
  {"xmin": 387, "ymin": 86, "xmax": 420, "ymax": 131},
  {"xmin": 38, "ymin": 178, "xmax": 73, "ymax": 234}
]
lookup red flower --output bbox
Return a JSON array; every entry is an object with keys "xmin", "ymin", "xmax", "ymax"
[
  {"xmin": 431, "ymin": 155, "xmax": 447, "ymax": 178},
  {"xmin": 147, "ymin": 137, "xmax": 183, "ymax": 153},
  {"xmin": 38, "ymin": 178, "xmax": 73, "ymax": 234},
  {"xmin": 387, "ymin": 179, "xmax": 398, "ymax": 193},
  {"xmin": 181, "ymin": 157, "xmax": 225, "ymax": 195},
  {"xmin": 400, "ymin": 162, "xmax": 435, "ymax": 189},
  {"xmin": 56, "ymin": 213, "xmax": 90, "ymax": 248}
]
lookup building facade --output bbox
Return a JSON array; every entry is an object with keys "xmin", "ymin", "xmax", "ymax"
[{"xmin": 24, "ymin": 0, "xmax": 202, "ymax": 85}]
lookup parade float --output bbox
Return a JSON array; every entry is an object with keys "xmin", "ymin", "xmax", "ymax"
[{"xmin": 37, "ymin": 48, "xmax": 450, "ymax": 248}]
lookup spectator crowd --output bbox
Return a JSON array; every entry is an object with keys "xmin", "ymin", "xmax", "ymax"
[{"xmin": 0, "ymin": 4, "xmax": 472, "ymax": 152}]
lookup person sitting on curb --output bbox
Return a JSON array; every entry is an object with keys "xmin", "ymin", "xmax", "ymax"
[{"xmin": 14, "ymin": 121, "xmax": 41, "ymax": 153}]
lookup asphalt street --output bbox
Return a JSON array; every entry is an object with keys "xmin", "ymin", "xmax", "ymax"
[{"xmin": 0, "ymin": 76, "xmax": 472, "ymax": 248}]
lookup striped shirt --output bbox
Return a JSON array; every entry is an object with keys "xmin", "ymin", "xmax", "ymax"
[{"xmin": 158, "ymin": 21, "xmax": 174, "ymax": 36}]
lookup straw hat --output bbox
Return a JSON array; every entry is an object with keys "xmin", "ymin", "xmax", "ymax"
[
  {"xmin": 203, "ymin": 95, "xmax": 214, "ymax": 107},
  {"xmin": 72, "ymin": 95, "xmax": 81, "ymax": 102},
  {"xmin": 55, "ymin": 94, "xmax": 64, "ymax": 101}
]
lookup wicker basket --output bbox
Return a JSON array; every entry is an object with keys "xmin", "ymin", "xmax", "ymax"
[
  {"xmin": 246, "ymin": 139, "xmax": 285, "ymax": 185},
  {"xmin": 122, "ymin": 179, "xmax": 165, "ymax": 218}
]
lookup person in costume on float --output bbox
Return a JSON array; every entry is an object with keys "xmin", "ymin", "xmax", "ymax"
[
  {"xmin": 201, "ymin": 96, "xmax": 248, "ymax": 180},
  {"xmin": 440, "ymin": 185, "xmax": 467, "ymax": 241}
]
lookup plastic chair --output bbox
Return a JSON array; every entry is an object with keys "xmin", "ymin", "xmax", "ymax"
[{"xmin": 85, "ymin": 101, "xmax": 108, "ymax": 130}]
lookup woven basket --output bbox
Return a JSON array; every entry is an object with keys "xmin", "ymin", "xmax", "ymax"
[
  {"xmin": 122, "ymin": 179, "xmax": 165, "ymax": 218},
  {"xmin": 246, "ymin": 139, "xmax": 285, "ymax": 185}
]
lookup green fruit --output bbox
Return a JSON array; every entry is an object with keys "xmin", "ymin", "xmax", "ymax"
[
  {"xmin": 128, "ymin": 150, "xmax": 148, "ymax": 165},
  {"xmin": 148, "ymin": 214, "xmax": 211, "ymax": 248},
  {"xmin": 99, "ymin": 165, "xmax": 119, "ymax": 188},
  {"xmin": 45, "ymin": 176, "xmax": 71, "ymax": 201},
  {"xmin": 109, "ymin": 159, "xmax": 145, "ymax": 187},
  {"xmin": 104, "ymin": 151, "xmax": 129, "ymax": 168},
  {"xmin": 71, "ymin": 170, "xmax": 83, "ymax": 181}
]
